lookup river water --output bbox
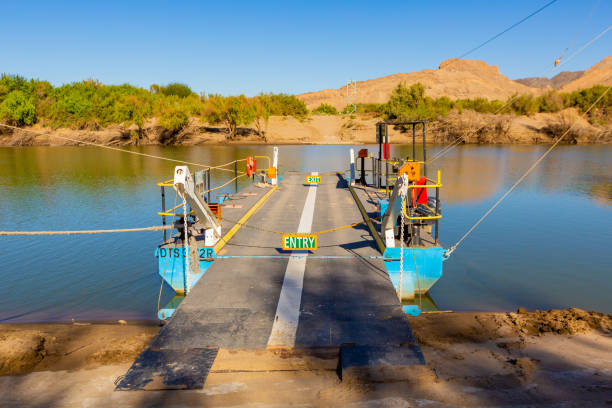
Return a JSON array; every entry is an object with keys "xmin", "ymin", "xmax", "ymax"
[{"xmin": 1, "ymin": 144, "xmax": 610, "ymax": 322}]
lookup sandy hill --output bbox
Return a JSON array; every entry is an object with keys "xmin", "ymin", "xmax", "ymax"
[
  {"xmin": 515, "ymin": 71, "xmax": 584, "ymax": 89},
  {"xmin": 561, "ymin": 56, "xmax": 612, "ymax": 92},
  {"xmin": 298, "ymin": 58, "xmax": 536, "ymax": 110}
]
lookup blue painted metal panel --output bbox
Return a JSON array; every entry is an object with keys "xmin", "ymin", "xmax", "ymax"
[
  {"xmin": 378, "ymin": 199, "xmax": 389, "ymax": 220},
  {"xmin": 158, "ymin": 295, "xmax": 184, "ymax": 320},
  {"xmin": 383, "ymin": 247, "xmax": 445, "ymax": 300},
  {"xmin": 155, "ymin": 246, "xmax": 217, "ymax": 293},
  {"xmin": 402, "ymin": 305, "xmax": 421, "ymax": 316},
  {"xmin": 156, "ymin": 246, "xmax": 216, "ymax": 320}
]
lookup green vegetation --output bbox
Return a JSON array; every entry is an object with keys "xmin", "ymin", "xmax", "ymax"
[
  {"xmin": 152, "ymin": 82, "xmax": 193, "ymax": 98},
  {"xmin": 1, "ymin": 73, "xmax": 610, "ymax": 136},
  {"xmin": 378, "ymin": 82, "xmax": 611, "ymax": 123},
  {"xmin": 0, "ymin": 90, "xmax": 37, "ymax": 125},
  {"xmin": 0, "ymin": 74, "xmax": 308, "ymax": 138},
  {"xmin": 312, "ymin": 103, "xmax": 338, "ymax": 115},
  {"xmin": 381, "ymin": 83, "xmax": 450, "ymax": 121},
  {"xmin": 204, "ymin": 94, "xmax": 255, "ymax": 140}
]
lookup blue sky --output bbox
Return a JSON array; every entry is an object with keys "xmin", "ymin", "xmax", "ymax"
[{"xmin": 2, "ymin": 0, "xmax": 611, "ymax": 95}]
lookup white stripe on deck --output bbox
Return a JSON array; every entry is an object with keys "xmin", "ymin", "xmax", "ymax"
[{"xmin": 267, "ymin": 172, "xmax": 318, "ymax": 348}]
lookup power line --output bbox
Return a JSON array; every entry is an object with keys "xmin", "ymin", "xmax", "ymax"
[
  {"xmin": 458, "ymin": 0, "xmax": 559, "ymax": 59},
  {"xmin": 430, "ymin": 22, "xmax": 612, "ymax": 164},
  {"xmin": 0, "ymin": 122, "xmax": 235, "ymax": 172}
]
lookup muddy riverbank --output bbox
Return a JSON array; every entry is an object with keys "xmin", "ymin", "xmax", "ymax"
[
  {"xmin": 1, "ymin": 109, "xmax": 610, "ymax": 147},
  {"xmin": 1, "ymin": 308, "xmax": 610, "ymax": 407}
]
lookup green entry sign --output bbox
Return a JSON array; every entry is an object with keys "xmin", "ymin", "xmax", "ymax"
[
  {"xmin": 306, "ymin": 175, "xmax": 321, "ymax": 184},
  {"xmin": 282, "ymin": 233, "xmax": 318, "ymax": 250}
]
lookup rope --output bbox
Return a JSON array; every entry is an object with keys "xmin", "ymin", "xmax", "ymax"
[
  {"xmin": 429, "ymin": 23, "xmax": 612, "ymax": 164},
  {"xmin": 0, "ymin": 122, "xmax": 236, "ymax": 173},
  {"xmin": 553, "ymin": 23, "xmax": 612, "ymax": 71},
  {"xmin": 217, "ymin": 255, "xmax": 390, "ymax": 259},
  {"xmin": 458, "ymin": 0, "xmax": 559, "ymax": 59},
  {"xmin": 157, "ymin": 192, "xmax": 178, "ymax": 318},
  {"xmin": 399, "ymin": 194, "xmax": 405, "ymax": 301},
  {"xmin": 203, "ymin": 173, "xmax": 247, "ymax": 194},
  {"xmin": 445, "ymin": 84, "xmax": 612, "ymax": 258},
  {"xmin": 207, "ymin": 158, "xmax": 247, "ymax": 171},
  {"xmin": 0, "ymin": 225, "xmax": 173, "ymax": 235},
  {"xmin": 219, "ymin": 214, "xmax": 380, "ymax": 236},
  {"xmin": 556, "ymin": 0, "xmax": 601, "ymax": 64},
  {"xmin": 181, "ymin": 196, "xmax": 191, "ymax": 294}
]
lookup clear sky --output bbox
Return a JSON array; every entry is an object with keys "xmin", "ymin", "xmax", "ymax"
[{"xmin": 2, "ymin": 0, "xmax": 611, "ymax": 95}]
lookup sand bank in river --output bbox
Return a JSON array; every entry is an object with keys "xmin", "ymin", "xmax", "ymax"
[{"xmin": 1, "ymin": 308, "xmax": 610, "ymax": 407}]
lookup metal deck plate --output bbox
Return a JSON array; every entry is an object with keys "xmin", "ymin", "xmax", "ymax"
[
  {"xmin": 340, "ymin": 344, "xmax": 426, "ymax": 382},
  {"xmin": 115, "ymin": 348, "xmax": 218, "ymax": 391}
]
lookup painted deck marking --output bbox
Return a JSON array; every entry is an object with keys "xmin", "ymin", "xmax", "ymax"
[{"xmin": 267, "ymin": 172, "xmax": 318, "ymax": 348}]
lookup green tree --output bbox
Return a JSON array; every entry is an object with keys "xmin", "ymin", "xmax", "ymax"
[
  {"xmin": 116, "ymin": 94, "xmax": 152, "ymax": 131},
  {"xmin": 0, "ymin": 90, "xmax": 37, "ymax": 125},
  {"xmin": 252, "ymin": 95, "xmax": 271, "ymax": 139},
  {"xmin": 312, "ymin": 103, "xmax": 338, "ymax": 115},
  {"xmin": 509, "ymin": 94, "xmax": 538, "ymax": 115},
  {"xmin": 204, "ymin": 94, "xmax": 255, "ymax": 140},
  {"xmin": 537, "ymin": 90, "xmax": 565, "ymax": 113},
  {"xmin": 263, "ymin": 93, "xmax": 308, "ymax": 118},
  {"xmin": 158, "ymin": 96, "xmax": 190, "ymax": 131},
  {"xmin": 161, "ymin": 83, "xmax": 193, "ymax": 98},
  {"xmin": 381, "ymin": 83, "xmax": 436, "ymax": 121}
]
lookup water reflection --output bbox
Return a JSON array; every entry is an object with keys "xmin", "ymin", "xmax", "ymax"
[{"xmin": 402, "ymin": 293, "xmax": 439, "ymax": 312}]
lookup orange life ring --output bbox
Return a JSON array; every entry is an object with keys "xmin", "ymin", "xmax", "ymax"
[{"xmin": 246, "ymin": 156, "xmax": 255, "ymax": 177}]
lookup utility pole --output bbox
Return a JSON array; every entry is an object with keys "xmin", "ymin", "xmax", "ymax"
[{"xmin": 345, "ymin": 80, "xmax": 357, "ymax": 114}]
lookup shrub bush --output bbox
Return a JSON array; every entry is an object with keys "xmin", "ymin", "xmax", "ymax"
[
  {"xmin": 312, "ymin": 103, "xmax": 338, "ymax": 115},
  {"xmin": 0, "ymin": 90, "xmax": 37, "ymax": 125},
  {"xmin": 158, "ymin": 96, "xmax": 190, "ymax": 131},
  {"xmin": 1, "ymin": 73, "xmax": 610, "ymax": 131},
  {"xmin": 160, "ymin": 83, "xmax": 193, "ymax": 98}
]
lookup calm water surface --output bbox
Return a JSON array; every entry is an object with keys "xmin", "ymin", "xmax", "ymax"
[{"xmin": 0, "ymin": 144, "xmax": 610, "ymax": 322}]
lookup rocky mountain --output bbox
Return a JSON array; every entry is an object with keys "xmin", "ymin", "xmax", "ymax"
[
  {"xmin": 560, "ymin": 56, "xmax": 612, "ymax": 92},
  {"xmin": 298, "ymin": 59, "xmax": 535, "ymax": 110},
  {"xmin": 514, "ymin": 71, "xmax": 584, "ymax": 89},
  {"xmin": 298, "ymin": 56, "xmax": 612, "ymax": 109}
]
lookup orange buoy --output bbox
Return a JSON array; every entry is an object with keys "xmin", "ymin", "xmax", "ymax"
[{"xmin": 246, "ymin": 156, "xmax": 256, "ymax": 177}]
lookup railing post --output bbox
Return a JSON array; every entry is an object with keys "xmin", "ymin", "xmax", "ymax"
[
  {"xmin": 207, "ymin": 169, "xmax": 211, "ymax": 203},
  {"xmin": 385, "ymin": 124, "xmax": 389, "ymax": 196},
  {"xmin": 161, "ymin": 186, "xmax": 166, "ymax": 242},
  {"xmin": 272, "ymin": 146, "xmax": 279, "ymax": 185},
  {"xmin": 234, "ymin": 161, "xmax": 238, "ymax": 193},
  {"xmin": 349, "ymin": 148, "xmax": 355, "ymax": 186},
  {"xmin": 372, "ymin": 155, "xmax": 375, "ymax": 187},
  {"xmin": 422, "ymin": 121, "xmax": 427, "ymax": 177},
  {"xmin": 412, "ymin": 123, "xmax": 416, "ymax": 162},
  {"xmin": 435, "ymin": 170, "xmax": 440, "ymax": 244}
]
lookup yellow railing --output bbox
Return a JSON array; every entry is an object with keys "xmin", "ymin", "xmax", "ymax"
[
  {"xmin": 157, "ymin": 210, "xmax": 194, "ymax": 217},
  {"xmin": 403, "ymin": 170, "xmax": 442, "ymax": 221},
  {"xmin": 157, "ymin": 179, "xmax": 174, "ymax": 187},
  {"xmin": 254, "ymin": 155, "xmax": 271, "ymax": 169}
]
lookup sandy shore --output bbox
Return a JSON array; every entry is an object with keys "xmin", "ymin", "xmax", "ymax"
[{"xmin": 1, "ymin": 308, "xmax": 610, "ymax": 407}]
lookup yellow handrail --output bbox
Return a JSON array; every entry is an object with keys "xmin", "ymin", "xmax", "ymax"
[
  {"xmin": 157, "ymin": 210, "xmax": 194, "ymax": 217},
  {"xmin": 164, "ymin": 202, "xmax": 184, "ymax": 214},
  {"xmin": 202, "ymin": 173, "xmax": 247, "ymax": 194},
  {"xmin": 157, "ymin": 179, "xmax": 174, "ymax": 187},
  {"xmin": 254, "ymin": 155, "xmax": 271, "ymax": 169},
  {"xmin": 402, "ymin": 170, "xmax": 442, "ymax": 221}
]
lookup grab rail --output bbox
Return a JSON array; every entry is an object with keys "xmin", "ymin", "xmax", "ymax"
[{"xmin": 403, "ymin": 170, "xmax": 442, "ymax": 221}]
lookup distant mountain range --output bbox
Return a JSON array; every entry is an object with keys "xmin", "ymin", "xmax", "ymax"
[
  {"xmin": 298, "ymin": 56, "xmax": 612, "ymax": 109},
  {"xmin": 514, "ymin": 71, "xmax": 584, "ymax": 89}
]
